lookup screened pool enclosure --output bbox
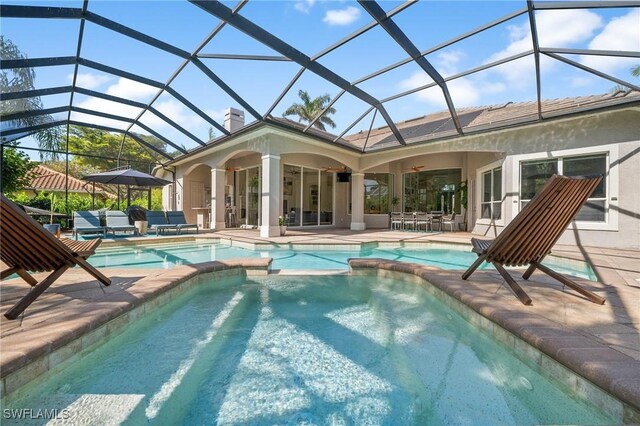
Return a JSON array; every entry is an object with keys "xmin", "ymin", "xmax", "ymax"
[{"xmin": 1, "ymin": 0, "xmax": 638, "ymax": 213}]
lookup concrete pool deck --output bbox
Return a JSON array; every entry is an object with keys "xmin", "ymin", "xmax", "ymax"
[{"xmin": 1, "ymin": 229, "xmax": 638, "ymax": 419}]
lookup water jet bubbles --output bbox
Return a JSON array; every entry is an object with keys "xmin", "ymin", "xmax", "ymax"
[
  {"xmin": 520, "ymin": 376, "xmax": 533, "ymax": 391},
  {"xmin": 446, "ymin": 313, "xmax": 453, "ymax": 321}
]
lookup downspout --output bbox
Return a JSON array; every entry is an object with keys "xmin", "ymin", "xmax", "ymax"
[{"xmin": 154, "ymin": 164, "xmax": 177, "ymax": 210}]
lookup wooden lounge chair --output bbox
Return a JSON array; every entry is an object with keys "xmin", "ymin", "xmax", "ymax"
[
  {"xmin": 105, "ymin": 210, "xmax": 138, "ymax": 236},
  {"xmin": 146, "ymin": 211, "xmax": 178, "ymax": 235},
  {"xmin": 166, "ymin": 211, "xmax": 199, "ymax": 235},
  {"xmin": 462, "ymin": 174, "xmax": 605, "ymax": 306},
  {"xmin": 0, "ymin": 195, "xmax": 111, "ymax": 320},
  {"xmin": 73, "ymin": 210, "xmax": 107, "ymax": 240}
]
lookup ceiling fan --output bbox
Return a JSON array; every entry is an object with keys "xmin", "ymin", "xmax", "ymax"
[
  {"xmin": 226, "ymin": 167, "xmax": 241, "ymax": 172},
  {"xmin": 322, "ymin": 166, "xmax": 347, "ymax": 172},
  {"xmin": 404, "ymin": 165, "xmax": 425, "ymax": 172}
]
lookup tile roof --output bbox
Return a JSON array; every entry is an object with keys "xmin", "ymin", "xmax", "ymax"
[
  {"xmin": 26, "ymin": 165, "xmax": 116, "ymax": 198},
  {"xmin": 342, "ymin": 90, "xmax": 640, "ymax": 151}
]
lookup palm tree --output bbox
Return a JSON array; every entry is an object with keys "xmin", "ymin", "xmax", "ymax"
[
  {"xmin": 1, "ymin": 36, "xmax": 62, "ymax": 159},
  {"xmin": 283, "ymin": 90, "xmax": 337, "ymax": 131},
  {"xmin": 610, "ymin": 64, "xmax": 640, "ymax": 93}
]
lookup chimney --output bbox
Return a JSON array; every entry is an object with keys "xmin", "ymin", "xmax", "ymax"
[{"xmin": 224, "ymin": 107, "xmax": 245, "ymax": 133}]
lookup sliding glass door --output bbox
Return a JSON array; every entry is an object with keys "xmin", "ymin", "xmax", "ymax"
[
  {"xmin": 283, "ymin": 165, "xmax": 333, "ymax": 227},
  {"xmin": 234, "ymin": 166, "xmax": 261, "ymax": 227},
  {"xmin": 403, "ymin": 168, "xmax": 462, "ymax": 213}
]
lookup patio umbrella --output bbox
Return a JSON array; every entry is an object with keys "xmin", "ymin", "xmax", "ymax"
[
  {"xmin": 82, "ymin": 169, "xmax": 172, "ymax": 209},
  {"xmin": 81, "ymin": 169, "xmax": 172, "ymax": 187},
  {"xmin": 21, "ymin": 205, "xmax": 67, "ymax": 217}
]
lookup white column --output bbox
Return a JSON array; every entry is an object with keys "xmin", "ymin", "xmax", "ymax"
[
  {"xmin": 175, "ymin": 177, "xmax": 184, "ymax": 211},
  {"xmin": 210, "ymin": 168, "xmax": 226, "ymax": 230},
  {"xmin": 260, "ymin": 154, "xmax": 281, "ymax": 237},
  {"xmin": 350, "ymin": 172, "xmax": 366, "ymax": 231}
]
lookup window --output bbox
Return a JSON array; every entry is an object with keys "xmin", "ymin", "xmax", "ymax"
[
  {"xmin": 520, "ymin": 154, "xmax": 607, "ymax": 221},
  {"xmin": 403, "ymin": 168, "xmax": 461, "ymax": 213},
  {"xmin": 481, "ymin": 167, "xmax": 502, "ymax": 220},
  {"xmin": 364, "ymin": 173, "xmax": 392, "ymax": 214}
]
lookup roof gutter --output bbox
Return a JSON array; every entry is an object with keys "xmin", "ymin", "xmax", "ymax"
[{"xmin": 164, "ymin": 118, "xmax": 363, "ymax": 167}]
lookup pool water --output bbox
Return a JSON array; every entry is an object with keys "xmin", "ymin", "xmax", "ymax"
[
  {"xmin": 3, "ymin": 275, "xmax": 614, "ymax": 425},
  {"xmin": 90, "ymin": 241, "xmax": 596, "ymax": 280}
]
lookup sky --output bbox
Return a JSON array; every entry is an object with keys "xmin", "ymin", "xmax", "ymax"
[{"xmin": 1, "ymin": 0, "xmax": 639, "ymax": 159}]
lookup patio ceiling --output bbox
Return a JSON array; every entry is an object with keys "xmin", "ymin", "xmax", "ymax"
[{"xmin": 1, "ymin": 0, "xmax": 639, "ymax": 165}]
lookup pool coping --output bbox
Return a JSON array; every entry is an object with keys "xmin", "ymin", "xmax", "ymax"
[
  {"xmin": 1, "ymin": 255, "xmax": 635, "ymax": 422},
  {"xmin": 0, "ymin": 258, "xmax": 271, "ymax": 399},
  {"xmin": 97, "ymin": 236, "xmax": 594, "ymax": 277},
  {"xmin": 348, "ymin": 258, "xmax": 640, "ymax": 423}
]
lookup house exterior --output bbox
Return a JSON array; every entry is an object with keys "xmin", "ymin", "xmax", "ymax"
[{"xmin": 158, "ymin": 92, "xmax": 640, "ymax": 250}]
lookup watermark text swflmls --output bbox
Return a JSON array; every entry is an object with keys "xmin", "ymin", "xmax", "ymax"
[{"xmin": 3, "ymin": 408, "xmax": 71, "ymax": 420}]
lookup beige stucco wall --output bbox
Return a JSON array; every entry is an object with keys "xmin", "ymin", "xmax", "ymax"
[
  {"xmin": 166, "ymin": 107, "xmax": 640, "ymax": 248},
  {"xmin": 469, "ymin": 110, "xmax": 640, "ymax": 249},
  {"xmin": 180, "ymin": 164, "xmax": 211, "ymax": 224}
]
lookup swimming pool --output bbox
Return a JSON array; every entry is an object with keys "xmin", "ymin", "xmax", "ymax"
[
  {"xmin": 90, "ymin": 240, "xmax": 596, "ymax": 280},
  {"xmin": 2, "ymin": 274, "xmax": 613, "ymax": 424}
]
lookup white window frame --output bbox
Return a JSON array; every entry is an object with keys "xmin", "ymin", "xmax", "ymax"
[
  {"xmin": 363, "ymin": 173, "xmax": 394, "ymax": 215},
  {"xmin": 476, "ymin": 160, "xmax": 505, "ymax": 226},
  {"xmin": 511, "ymin": 144, "xmax": 618, "ymax": 231},
  {"xmin": 282, "ymin": 163, "xmax": 335, "ymax": 227}
]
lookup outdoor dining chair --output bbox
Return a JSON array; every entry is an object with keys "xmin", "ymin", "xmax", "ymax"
[
  {"xmin": 390, "ymin": 212, "xmax": 403, "ymax": 230},
  {"xmin": 415, "ymin": 211, "xmax": 430, "ymax": 231},
  {"xmin": 442, "ymin": 212, "xmax": 457, "ymax": 232},
  {"xmin": 402, "ymin": 212, "xmax": 415, "ymax": 231}
]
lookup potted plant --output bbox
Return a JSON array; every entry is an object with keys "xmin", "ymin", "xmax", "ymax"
[
  {"xmin": 391, "ymin": 196, "xmax": 400, "ymax": 212},
  {"xmin": 279, "ymin": 215, "xmax": 287, "ymax": 236}
]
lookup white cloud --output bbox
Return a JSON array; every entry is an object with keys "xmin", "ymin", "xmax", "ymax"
[
  {"xmin": 435, "ymin": 50, "xmax": 464, "ymax": 77},
  {"xmin": 205, "ymin": 108, "xmax": 226, "ymax": 122},
  {"xmin": 68, "ymin": 72, "xmax": 111, "ymax": 90},
  {"xmin": 399, "ymin": 49, "xmax": 507, "ymax": 109},
  {"xmin": 294, "ymin": 0, "xmax": 315, "ymax": 14},
  {"xmin": 323, "ymin": 6, "xmax": 360, "ymax": 26},
  {"xmin": 581, "ymin": 9, "xmax": 640, "ymax": 74},
  {"xmin": 148, "ymin": 99, "xmax": 206, "ymax": 130},
  {"xmin": 399, "ymin": 73, "xmax": 479, "ymax": 109},
  {"xmin": 486, "ymin": 10, "xmax": 603, "ymax": 84},
  {"xmin": 72, "ymin": 95, "xmax": 143, "ymax": 129},
  {"xmin": 105, "ymin": 77, "xmax": 158, "ymax": 102},
  {"xmin": 70, "ymin": 77, "xmax": 211, "ymax": 143},
  {"xmin": 570, "ymin": 76, "xmax": 594, "ymax": 88}
]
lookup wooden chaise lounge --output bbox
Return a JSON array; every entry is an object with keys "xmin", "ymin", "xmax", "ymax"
[
  {"xmin": 462, "ymin": 174, "xmax": 605, "ymax": 306},
  {"xmin": 0, "ymin": 195, "xmax": 111, "ymax": 320}
]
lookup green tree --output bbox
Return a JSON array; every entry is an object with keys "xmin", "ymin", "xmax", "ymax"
[
  {"xmin": 283, "ymin": 90, "xmax": 337, "ymax": 131},
  {"xmin": 611, "ymin": 65, "xmax": 640, "ymax": 93},
  {"xmin": 66, "ymin": 126, "xmax": 164, "ymax": 172},
  {"xmin": 1, "ymin": 147, "xmax": 35, "ymax": 195},
  {"xmin": 0, "ymin": 36, "xmax": 63, "ymax": 159}
]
